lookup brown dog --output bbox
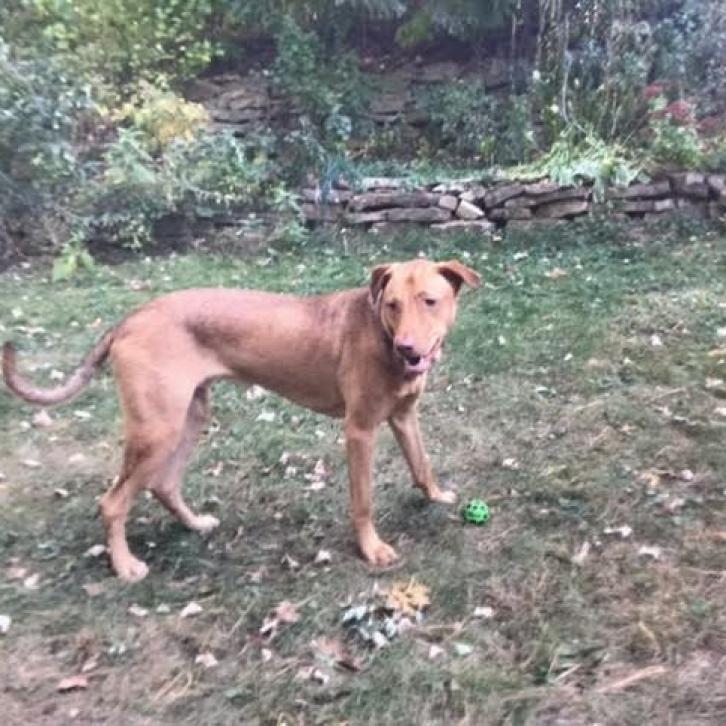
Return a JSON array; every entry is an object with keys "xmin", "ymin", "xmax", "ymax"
[{"xmin": 2, "ymin": 258, "xmax": 480, "ymax": 581}]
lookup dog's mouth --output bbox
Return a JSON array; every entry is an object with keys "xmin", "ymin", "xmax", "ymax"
[{"xmin": 399, "ymin": 341, "xmax": 442, "ymax": 376}]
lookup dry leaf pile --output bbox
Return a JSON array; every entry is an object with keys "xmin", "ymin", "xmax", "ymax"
[{"xmin": 342, "ymin": 579, "xmax": 430, "ymax": 649}]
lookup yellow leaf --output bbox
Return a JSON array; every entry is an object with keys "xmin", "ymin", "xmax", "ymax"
[{"xmin": 386, "ymin": 578, "xmax": 431, "ymax": 615}]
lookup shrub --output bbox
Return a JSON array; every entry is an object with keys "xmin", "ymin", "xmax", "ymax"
[
  {"xmin": 417, "ymin": 81, "xmax": 536, "ymax": 166},
  {"xmin": 0, "ymin": 38, "xmax": 95, "ymax": 247},
  {"xmin": 11, "ymin": 0, "xmax": 219, "ymax": 96},
  {"xmin": 417, "ymin": 79, "xmax": 497, "ymax": 161},
  {"xmin": 518, "ymin": 128, "xmax": 641, "ymax": 202},
  {"xmin": 273, "ymin": 15, "xmax": 369, "ymax": 147},
  {"xmin": 86, "ymin": 129, "xmax": 274, "ymax": 248},
  {"xmin": 116, "ymin": 84, "xmax": 209, "ymax": 152}
]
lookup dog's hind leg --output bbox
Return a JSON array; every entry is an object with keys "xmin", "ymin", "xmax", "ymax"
[
  {"xmin": 150, "ymin": 384, "xmax": 220, "ymax": 533},
  {"xmin": 100, "ymin": 427, "xmax": 183, "ymax": 582},
  {"xmin": 99, "ymin": 372, "xmax": 195, "ymax": 582}
]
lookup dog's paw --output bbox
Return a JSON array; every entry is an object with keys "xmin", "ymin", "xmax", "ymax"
[
  {"xmin": 429, "ymin": 488, "xmax": 457, "ymax": 504},
  {"xmin": 189, "ymin": 514, "xmax": 220, "ymax": 533},
  {"xmin": 114, "ymin": 555, "xmax": 149, "ymax": 583},
  {"xmin": 361, "ymin": 537, "xmax": 399, "ymax": 567}
]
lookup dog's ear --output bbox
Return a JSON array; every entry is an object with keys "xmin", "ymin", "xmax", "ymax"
[
  {"xmin": 437, "ymin": 260, "xmax": 481, "ymax": 295},
  {"xmin": 369, "ymin": 263, "xmax": 393, "ymax": 304}
]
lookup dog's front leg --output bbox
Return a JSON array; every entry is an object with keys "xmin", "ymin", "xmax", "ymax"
[
  {"xmin": 345, "ymin": 418, "xmax": 398, "ymax": 566},
  {"xmin": 388, "ymin": 402, "xmax": 456, "ymax": 504}
]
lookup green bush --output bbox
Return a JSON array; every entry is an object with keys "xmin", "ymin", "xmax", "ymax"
[
  {"xmin": 116, "ymin": 84, "xmax": 210, "ymax": 152},
  {"xmin": 11, "ymin": 0, "xmax": 219, "ymax": 96},
  {"xmin": 517, "ymin": 128, "xmax": 641, "ymax": 202},
  {"xmin": 646, "ymin": 119, "xmax": 704, "ymax": 169},
  {"xmin": 417, "ymin": 81, "xmax": 535, "ymax": 166},
  {"xmin": 273, "ymin": 15, "xmax": 368, "ymax": 144},
  {"xmin": 0, "ymin": 38, "xmax": 94, "ymax": 244},
  {"xmin": 86, "ymin": 129, "xmax": 273, "ymax": 248}
]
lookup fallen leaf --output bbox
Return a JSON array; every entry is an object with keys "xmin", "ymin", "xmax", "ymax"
[
  {"xmin": 80, "ymin": 656, "xmax": 99, "ymax": 674},
  {"xmin": 501, "ymin": 457, "xmax": 519, "ymax": 470},
  {"xmin": 156, "ymin": 603, "xmax": 171, "ymax": 614},
  {"xmin": 260, "ymin": 648, "xmax": 273, "ymax": 662},
  {"xmin": 281, "ymin": 553, "xmax": 300, "ymax": 570},
  {"xmin": 571, "ymin": 541, "xmax": 591, "ymax": 566},
  {"xmin": 545, "ymin": 267, "xmax": 568, "ymax": 280},
  {"xmin": 248, "ymin": 567, "xmax": 266, "ymax": 584},
  {"xmin": 54, "ymin": 488, "xmax": 70, "ymax": 499},
  {"xmin": 371, "ymin": 631, "xmax": 389, "ymax": 649},
  {"xmin": 195, "ymin": 652, "xmax": 219, "ymax": 669},
  {"xmin": 82, "ymin": 582, "xmax": 105, "ymax": 598},
  {"xmin": 664, "ymin": 496, "xmax": 686, "ymax": 513},
  {"xmin": 650, "ymin": 334, "xmax": 664, "ymax": 348},
  {"xmin": 68, "ymin": 453, "xmax": 87, "ymax": 465},
  {"xmin": 0, "ymin": 614, "xmax": 11, "ymax": 634},
  {"xmin": 311, "ymin": 668, "xmax": 330, "ymax": 685},
  {"xmin": 128, "ymin": 604, "xmax": 148, "ymax": 618},
  {"xmin": 84, "ymin": 544, "xmax": 106, "ymax": 558},
  {"xmin": 604, "ymin": 525, "xmax": 633, "ymax": 539},
  {"xmin": 6, "ymin": 566, "xmax": 28, "ymax": 581},
  {"xmin": 22, "ymin": 459, "xmax": 42, "ymax": 469},
  {"xmin": 256, "ymin": 410, "xmax": 275, "ymax": 423},
  {"xmin": 32, "ymin": 410, "xmax": 53, "ymax": 428},
  {"xmin": 428, "ymin": 644, "xmax": 444, "ymax": 660},
  {"xmin": 260, "ymin": 601, "xmax": 300, "ymax": 639},
  {"xmin": 452, "ymin": 641, "xmax": 473, "ymax": 657},
  {"xmin": 208, "ymin": 461, "xmax": 223, "ymax": 477},
  {"xmin": 73, "ymin": 409, "xmax": 92, "ymax": 420},
  {"xmin": 179, "ymin": 601, "xmax": 204, "ymax": 618},
  {"xmin": 57, "ymin": 675, "xmax": 89, "ymax": 692},
  {"xmin": 473, "ymin": 606, "xmax": 495, "ymax": 619},
  {"xmin": 638, "ymin": 545, "xmax": 663, "ymax": 560},
  {"xmin": 638, "ymin": 470, "xmax": 662, "ymax": 488},
  {"xmin": 679, "ymin": 469, "xmax": 695, "ymax": 482},
  {"xmin": 314, "ymin": 548, "xmax": 332, "ymax": 565},
  {"xmin": 245, "ymin": 385, "xmax": 266, "ymax": 401},
  {"xmin": 23, "ymin": 573, "xmax": 40, "ymax": 590},
  {"xmin": 275, "ymin": 601, "xmax": 300, "ymax": 624},
  {"xmin": 311, "ymin": 636, "xmax": 362, "ymax": 672},
  {"xmin": 386, "ymin": 579, "xmax": 431, "ymax": 616},
  {"xmin": 715, "ymin": 407, "xmax": 726, "ymax": 418}
]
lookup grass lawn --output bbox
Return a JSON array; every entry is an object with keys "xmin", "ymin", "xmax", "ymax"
[{"xmin": 1, "ymin": 220, "xmax": 726, "ymax": 725}]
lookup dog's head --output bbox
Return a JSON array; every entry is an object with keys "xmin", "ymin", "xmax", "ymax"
[{"xmin": 370, "ymin": 258, "xmax": 480, "ymax": 376}]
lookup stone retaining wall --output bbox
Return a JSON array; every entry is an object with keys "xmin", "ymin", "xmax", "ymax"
[
  {"xmin": 301, "ymin": 172, "xmax": 726, "ymax": 233},
  {"xmin": 187, "ymin": 60, "xmax": 525, "ymax": 135}
]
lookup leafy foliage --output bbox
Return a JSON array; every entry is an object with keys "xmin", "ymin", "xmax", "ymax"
[
  {"xmin": 417, "ymin": 81, "xmax": 536, "ymax": 165},
  {"xmin": 517, "ymin": 128, "xmax": 642, "ymax": 202},
  {"xmin": 9, "ymin": 0, "xmax": 219, "ymax": 94},
  {"xmin": 116, "ymin": 84, "xmax": 210, "ymax": 152},
  {"xmin": 1, "ymin": 0, "xmax": 725, "ymax": 267},
  {"xmin": 0, "ymin": 38, "xmax": 95, "ymax": 247},
  {"xmin": 273, "ymin": 16, "xmax": 369, "ymax": 147},
  {"xmin": 87, "ymin": 129, "xmax": 273, "ymax": 248}
]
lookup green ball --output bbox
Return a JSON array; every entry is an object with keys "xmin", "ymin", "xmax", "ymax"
[{"xmin": 463, "ymin": 499, "xmax": 490, "ymax": 525}]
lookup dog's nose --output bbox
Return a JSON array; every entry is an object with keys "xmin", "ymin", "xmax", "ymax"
[{"xmin": 394, "ymin": 336, "xmax": 416, "ymax": 357}]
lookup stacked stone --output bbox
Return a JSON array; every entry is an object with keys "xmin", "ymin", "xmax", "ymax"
[{"xmin": 301, "ymin": 173, "xmax": 726, "ymax": 231}]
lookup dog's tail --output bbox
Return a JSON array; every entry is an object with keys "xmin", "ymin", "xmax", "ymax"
[{"xmin": 2, "ymin": 329, "xmax": 114, "ymax": 406}]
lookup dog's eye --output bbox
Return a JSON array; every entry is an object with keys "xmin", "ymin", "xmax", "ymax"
[
  {"xmin": 424, "ymin": 298, "xmax": 437, "ymax": 307},
  {"xmin": 386, "ymin": 300, "xmax": 400, "ymax": 312}
]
